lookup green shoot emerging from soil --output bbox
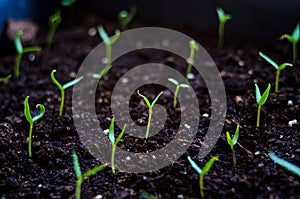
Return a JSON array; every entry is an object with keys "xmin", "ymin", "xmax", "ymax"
[
  {"xmin": 269, "ymin": 151, "xmax": 300, "ymax": 177},
  {"xmin": 72, "ymin": 150, "xmax": 106, "ymax": 199},
  {"xmin": 118, "ymin": 6, "xmax": 137, "ymax": 30},
  {"xmin": 226, "ymin": 125, "xmax": 239, "ymax": 167},
  {"xmin": 188, "ymin": 156, "xmax": 218, "ymax": 199},
  {"xmin": 51, "ymin": 69, "xmax": 83, "ymax": 116},
  {"xmin": 14, "ymin": 31, "xmax": 41, "ymax": 77},
  {"xmin": 46, "ymin": 9, "xmax": 62, "ymax": 48},
  {"xmin": 255, "ymin": 83, "xmax": 271, "ymax": 127},
  {"xmin": 168, "ymin": 78, "xmax": 189, "ymax": 108},
  {"xmin": 280, "ymin": 23, "xmax": 300, "ymax": 64},
  {"xmin": 186, "ymin": 40, "xmax": 200, "ymax": 78},
  {"xmin": 24, "ymin": 96, "xmax": 45, "ymax": 158},
  {"xmin": 61, "ymin": 0, "xmax": 76, "ymax": 6},
  {"xmin": 137, "ymin": 90, "xmax": 163, "ymax": 139},
  {"xmin": 259, "ymin": 52, "xmax": 292, "ymax": 92},
  {"xmin": 92, "ymin": 64, "xmax": 112, "ymax": 86},
  {"xmin": 0, "ymin": 74, "xmax": 12, "ymax": 82},
  {"xmin": 108, "ymin": 117, "xmax": 126, "ymax": 174},
  {"xmin": 216, "ymin": 7, "xmax": 231, "ymax": 49},
  {"xmin": 97, "ymin": 26, "xmax": 120, "ymax": 63}
]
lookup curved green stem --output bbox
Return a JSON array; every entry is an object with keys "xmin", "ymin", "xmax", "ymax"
[
  {"xmin": 46, "ymin": 27, "xmax": 56, "ymax": 48},
  {"xmin": 28, "ymin": 123, "xmax": 33, "ymax": 158},
  {"xmin": 173, "ymin": 86, "xmax": 180, "ymax": 108},
  {"xmin": 75, "ymin": 178, "xmax": 82, "ymax": 199},
  {"xmin": 218, "ymin": 22, "xmax": 225, "ymax": 49},
  {"xmin": 111, "ymin": 145, "xmax": 116, "ymax": 174},
  {"xmin": 186, "ymin": 49, "xmax": 195, "ymax": 78},
  {"xmin": 146, "ymin": 108, "xmax": 152, "ymax": 139},
  {"xmin": 14, "ymin": 53, "xmax": 23, "ymax": 77},
  {"xmin": 59, "ymin": 88, "xmax": 65, "ymax": 116},
  {"xmin": 275, "ymin": 70, "xmax": 280, "ymax": 93},
  {"xmin": 199, "ymin": 174, "xmax": 204, "ymax": 199},
  {"xmin": 106, "ymin": 45, "xmax": 112, "ymax": 63},
  {"xmin": 256, "ymin": 105, "xmax": 261, "ymax": 127}
]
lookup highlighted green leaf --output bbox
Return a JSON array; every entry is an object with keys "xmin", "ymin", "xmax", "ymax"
[
  {"xmin": 269, "ymin": 151, "xmax": 300, "ymax": 177},
  {"xmin": 83, "ymin": 164, "xmax": 106, "ymax": 179},
  {"xmin": 72, "ymin": 150, "xmax": 82, "ymax": 179},
  {"xmin": 188, "ymin": 156, "xmax": 202, "ymax": 174}
]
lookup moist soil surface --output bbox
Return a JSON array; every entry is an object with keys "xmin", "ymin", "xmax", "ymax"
[{"xmin": 0, "ymin": 14, "xmax": 299, "ymax": 199}]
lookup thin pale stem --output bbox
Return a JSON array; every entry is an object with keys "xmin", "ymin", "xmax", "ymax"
[
  {"xmin": 232, "ymin": 147, "xmax": 236, "ymax": 167},
  {"xmin": 106, "ymin": 45, "xmax": 112, "ymax": 63},
  {"xmin": 256, "ymin": 105, "xmax": 261, "ymax": 127},
  {"xmin": 218, "ymin": 22, "xmax": 225, "ymax": 49},
  {"xmin": 14, "ymin": 53, "xmax": 23, "ymax": 77},
  {"xmin": 186, "ymin": 49, "xmax": 195, "ymax": 78},
  {"xmin": 145, "ymin": 108, "xmax": 152, "ymax": 139},
  {"xmin": 46, "ymin": 27, "xmax": 56, "ymax": 48},
  {"xmin": 75, "ymin": 178, "xmax": 82, "ymax": 199},
  {"xmin": 59, "ymin": 89, "xmax": 65, "ymax": 116},
  {"xmin": 293, "ymin": 42, "xmax": 297, "ymax": 64},
  {"xmin": 199, "ymin": 174, "xmax": 204, "ymax": 199},
  {"xmin": 111, "ymin": 145, "xmax": 116, "ymax": 174},
  {"xmin": 275, "ymin": 70, "xmax": 280, "ymax": 93},
  {"xmin": 173, "ymin": 86, "xmax": 180, "ymax": 108},
  {"xmin": 28, "ymin": 123, "xmax": 33, "ymax": 158}
]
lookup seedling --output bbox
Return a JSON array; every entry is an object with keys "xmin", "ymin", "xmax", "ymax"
[
  {"xmin": 269, "ymin": 151, "xmax": 300, "ymax": 177},
  {"xmin": 280, "ymin": 24, "xmax": 300, "ymax": 64},
  {"xmin": 24, "ymin": 96, "xmax": 45, "ymax": 158},
  {"xmin": 226, "ymin": 125, "xmax": 239, "ymax": 167},
  {"xmin": 168, "ymin": 78, "xmax": 189, "ymax": 108},
  {"xmin": 61, "ymin": 0, "xmax": 76, "ymax": 6},
  {"xmin": 186, "ymin": 40, "xmax": 200, "ymax": 78},
  {"xmin": 51, "ymin": 69, "xmax": 83, "ymax": 116},
  {"xmin": 108, "ymin": 117, "xmax": 126, "ymax": 174},
  {"xmin": 118, "ymin": 6, "xmax": 137, "ymax": 30},
  {"xmin": 255, "ymin": 83, "xmax": 271, "ymax": 127},
  {"xmin": 216, "ymin": 7, "xmax": 231, "ymax": 49},
  {"xmin": 188, "ymin": 156, "xmax": 218, "ymax": 199},
  {"xmin": 14, "ymin": 31, "xmax": 41, "ymax": 77},
  {"xmin": 92, "ymin": 64, "xmax": 112, "ymax": 86},
  {"xmin": 0, "ymin": 74, "xmax": 12, "ymax": 82},
  {"xmin": 46, "ymin": 9, "xmax": 62, "ymax": 48},
  {"xmin": 72, "ymin": 150, "xmax": 106, "ymax": 199},
  {"xmin": 137, "ymin": 90, "xmax": 163, "ymax": 139},
  {"xmin": 259, "ymin": 52, "xmax": 292, "ymax": 92},
  {"xmin": 97, "ymin": 26, "xmax": 120, "ymax": 63}
]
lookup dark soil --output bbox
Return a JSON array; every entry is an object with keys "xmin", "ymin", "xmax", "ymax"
[{"xmin": 0, "ymin": 13, "xmax": 299, "ymax": 199}]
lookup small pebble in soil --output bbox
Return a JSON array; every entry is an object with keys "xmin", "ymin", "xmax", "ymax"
[
  {"xmin": 28, "ymin": 53, "xmax": 36, "ymax": 61},
  {"xmin": 184, "ymin": 124, "xmax": 191, "ymax": 129},
  {"xmin": 126, "ymin": 156, "xmax": 131, "ymax": 161},
  {"xmin": 253, "ymin": 79, "xmax": 258, "ymax": 84},
  {"xmin": 101, "ymin": 57, "xmax": 109, "ymax": 64},
  {"xmin": 287, "ymin": 100, "xmax": 293, "ymax": 106},
  {"xmin": 187, "ymin": 73, "xmax": 195, "ymax": 80},
  {"xmin": 93, "ymin": 195, "xmax": 103, "ymax": 199},
  {"xmin": 288, "ymin": 119, "xmax": 297, "ymax": 127},
  {"xmin": 88, "ymin": 27, "xmax": 97, "ymax": 36},
  {"xmin": 177, "ymin": 194, "xmax": 184, "ymax": 199},
  {"xmin": 121, "ymin": 77, "xmax": 129, "ymax": 84},
  {"xmin": 103, "ymin": 129, "xmax": 109, "ymax": 135},
  {"xmin": 202, "ymin": 113, "xmax": 209, "ymax": 118},
  {"xmin": 248, "ymin": 69, "xmax": 253, "ymax": 75},
  {"xmin": 238, "ymin": 60, "xmax": 245, "ymax": 66}
]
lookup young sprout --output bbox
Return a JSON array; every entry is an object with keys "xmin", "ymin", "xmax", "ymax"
[
  {"xmin": 188, "ymin": 156, "xmax": 218, "ymax": 199},
  {"xmin": 61, "ymin": 0, "xmax": 76, "ymax": 6},
  {"xmin": 137, "ymin": 90, "xmax": 164, "ymax": 139},
  {"xmin": 118, "ymin": 6, "xmax": 137, "ymax": 30},
  {"xmin": 108, "ymin": 118, "xmax": 126, "ymax": 174},
  {"xmin": 255, "ymin": 83, "xmax": 271, "ymax": 127},
  {"xmin": 51, "ymin": 69, "xmax": 83, "ymax": 116},
  {"xmin": 216, "ymin": 7, "xmax": 231, "ymax": 49},
  {"xmin": 269, "ymin": 150, "xmax": 300, "ymax": 177},
  {"xmin": 24, "ymin": 96, "xmax": 45, "ymax": 158},
  {"xmin": 259, "ymin": 52, "xmax": 293, "ymax": 92},
  {"xmin": 92, "ymin": 64, "xmax": 112, "ymax": 87},
  {"xmin": 226, "ymin": 125, "xmax": 239, "ymax": 167},
  {"xmin": 0, "ymin": 74, "xmax": 12, "ymax": 82},
  {"xmin": 14, "ymin": 31, "xmax": 41, "ymax": 77},
  {"xmin": 186, "ymin": 40, "xmax": 200, "ymax": 79},
  {"xmin": 168, "ymin": 78, "xmax": 189, "ymax": 108},
  {"xmin": 46, "ymin": 9, "xmax": 62, "ymax": 48},
  {"xmin": 280, "ymin": 23, "xmax": 300, "ymax": 64},
  {"xmin": 72, "ymin": 150, "xmax": 106, "ymax": 199},
  {"xmin": 97, "ymin": 26, "xmax": 120, "ymax": 63}
]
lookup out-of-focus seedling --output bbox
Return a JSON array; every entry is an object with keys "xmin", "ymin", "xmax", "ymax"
[
  {"xmin": 14, "ymin": 31, "xmax": 41, "ymax": 77},
  {"xmin": 255, "ymin": 83, "xmax": 271, "ymax": 127},
  {"xmin": 259, "ymin": 52, "xmax": 292, "ymax": 92},
  {"xmin": 108, "ymin": 117, "xmax": 126, "ymax": 174},
  {"xmin": 0, "ymin": 74, "xmax": 12, "ymax": 82},
  {"xmin": 280, "ymin": 24, "xmax": 300, "ymax": 64},
  {"xmin": 188, "ymin": 156, "xmax": 218, "ymax": 199},
  {"xmin": 186, "ymin": 40, "xmax": 200, "ymax": 79},
  {"xmin": 137, "ymin": 90, "xmax": 163, "ymax": 139},
  {"xmin": 216, "ymin": 7, "xmax": 231, "ymax": 49},
  {"xmin": 269, "ymin": 151, "xmax": 300, "ymax": 177},
  {"xmin": 226, "ymin": 125, "xmax": 239, "ymax": 167},
  {"xmin": 97, "ymin": 26, "xmax": 120, "ymax": 63},
  {"xmin": 24, "ymin": 96, "xmax": 45, "ymax": 158},
  {"xmin": 61, "ymin": 0, "xmax": 76, "ymax": 6},
  {"xmin": 92, "ymin": 64, "xmax": 112, "ymax": 87},
  {"xmin": 46, "ymin": 9, "xmax": 62, "ymax": 48},
  {"xmin": 168, "ymin": 78, "xmax": 189, "ymax": 108},
  {"xmin": 51, "ymin": 69, "xmax": 83, "ymax": 116},
  {"xmin": 72, "ymin": 150, "xmax": 106, "ymax": 199},
  {"xmin": 118, "ymin": 6, "xmax": 137, "ymax": 30}
]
